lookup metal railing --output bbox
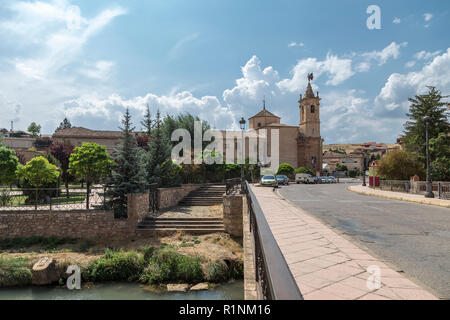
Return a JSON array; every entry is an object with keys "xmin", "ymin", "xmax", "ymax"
[
  {"xmin": 225, "ymin": 178, "xmax": 241, "ymax": 195},
  {"xmin": 243, "ymin": 181, "xmax": 303, "ymax": 300},
  {"xmin": 372, "ymin": 180, "xmax": 450, "ymax": 199},
  {"xmin": 0, "ymin": 186, "xmax": 112, "ymax": 212},
  {"xmin": 148, "ymin": 183, "xmax": 159, "ymax": 213}
]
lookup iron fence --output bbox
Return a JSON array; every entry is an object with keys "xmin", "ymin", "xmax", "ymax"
[
  {"xmin": 372, "ymin": 180, "xmax": 450, "ymax": 200},
  {"xmin": 0, "ymin": 186, "xmax": 112, "ymax": 212},
  {"xmin": 243, "ymin": 181, "xmax": 303, "ymax": 300},
  {"xmin": 148, "ymin": 183, "xmax": 159, "ymax": 213}
]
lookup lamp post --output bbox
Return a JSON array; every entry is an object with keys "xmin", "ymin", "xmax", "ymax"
[
  {"xmin": 424, "ymin": 117, "xmax": 434, "ymax": 198},
  {"xmin": 362, "ymin": 158, "xmax": 367, "ymax": 187},
  {"xmin": 239, "ymin": 117, "xmax": 246, "ymax": 193}
]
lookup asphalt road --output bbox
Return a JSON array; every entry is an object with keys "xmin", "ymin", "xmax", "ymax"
[{"xmin": 278, "ymin": 182, "xmax": 450, "ymax": 299}]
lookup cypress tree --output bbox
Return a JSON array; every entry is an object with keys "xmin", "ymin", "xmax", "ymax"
[
  {"xmin": 110, "ymin": 108, "xmax": 146, "ymax": 218},
  {"xmin": 147, "ymin": 109, "xmax": 171, "ymax": 185}
]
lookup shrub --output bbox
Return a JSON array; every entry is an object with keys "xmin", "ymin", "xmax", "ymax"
[
  {"xmin": 229, "ymin": 259, "xmax": 244, "ymax": 279},
  {"xmin": 206, "ymin": 260, "xmax": 229, "ymax": 283},
  {"xmin": 277, "ymin": 163, "xmax": 295, "ymax": 176},
  {"xmin": 0, "ymin": 257, "xmax": 32, "ymax": 287},
  {"xmin": 294, "ymin": 166, "xmax": 314, "ymax": 175},
  {"xmin": 139, "ymin": 247, "xmax": 203, "ymax": 285},
  {"xmin": 85, "ymin": 249, "xmax": 145, "ymax": 282}
]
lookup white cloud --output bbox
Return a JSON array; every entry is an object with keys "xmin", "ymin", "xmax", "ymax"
[
  {"xmin": 288, "ymin": 41, "xmax": 304, "ymax": 48},
  {"xmin": 168, "ymin": 33, "xmax": 200, "ymax": 60},
  {"xmin": 362, "ymin": 42, "xmax": 408, "ymax": 66},
  {"xmin": 424, "ymin": 13, "xmax": 433, "ymax": 22},
  {"xmin": 393, "ymin": 17, "xmax": 401, "ymax": 24},
  {"xmin": 414, "ymin": 50, "xmax": 441, "ymax": 61},
  {"xmin": 405, "ymin": 61, "xmax": 416, "ymax": 68},
  {"xmin": 356, "ymin": 62, "xmax": 371, "ymax": 72},
  {"xmin": 79, "ymin": 60, "xmax": 116, "ymax": 79},
  {"xmin": 375, "ymin": 48, "xmax": 450, "ymax": 118},
  {"xmin": 277, "ymin": 53, "xmax": 354, "ymax": 92}
]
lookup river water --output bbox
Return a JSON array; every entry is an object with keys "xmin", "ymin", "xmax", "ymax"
[{"xmin": 0, "ymin": 281, "xmax": 243, "ymax": 300}]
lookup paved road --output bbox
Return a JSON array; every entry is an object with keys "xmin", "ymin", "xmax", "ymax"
[{"xmin": 278, "ymin": 182, "xmax": 450, "ymax": 299}]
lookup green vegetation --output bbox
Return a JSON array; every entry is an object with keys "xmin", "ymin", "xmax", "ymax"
[
  {"xmin": 294, "ymin": 166, "xmax": 314, "ymax": 175},
  {"xmin": 378, "ymin": 149, "xmax": 425, "ymax": 180},
  {"xmin": 0, "ymin": 257, "xmax": 32, "ymax": 287},
  {"xmin": 0, "ymin": 236, "xmax": 77, "ymax": 250},
  {"xmin": 277, "ymin": 163, "xmax": 295, "ymax": 176},
  {"xmin": 403, "ymin": 86, "xmax": 449, "ymax": 181},
  {"xmin": 206, "ymin": 259, "xmax": 244, "ymax": 283},
  {"xmin": 16, "ymin": 157, "xmax": 60, "ymax": 206},
  {"xmin": 85, "ymin": 249, "xmax": 145, "ymax": 282},
  {"xmin": 108, "ymin": 108, "xmax": 147, "ymax": 218},
  {"xmin": 27, "ymin": 122, "xmax": 41, "ymax": 138},
  {"xmin": 0, "ymin": 146, "xmax": 20, "ymax": 185},
  {"xmin": 55, "ymin": 118, "xmax": 72, "ymax": 132},
  {"xmin": 69, "ymin": 143, "xmax": 113, "ymax": 188},
  {"xmin": 139, "ymin": 246, "xmax": 203, "ymax": 285}
]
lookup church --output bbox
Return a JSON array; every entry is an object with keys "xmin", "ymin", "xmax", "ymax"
[{"xmin": 247, "ymin": 76, "xmax": 323, "ymax": 175}]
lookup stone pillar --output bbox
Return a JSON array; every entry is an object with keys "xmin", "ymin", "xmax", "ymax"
[
  {"xmin": 127, "ymin": 192, "xmax": 150, "ymax": 230},
  {"xmin": 223, "ymin": 194, "xmax": 243, "ymax": 238}
]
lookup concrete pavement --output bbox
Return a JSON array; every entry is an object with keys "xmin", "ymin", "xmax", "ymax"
[
  {"xmin": 251, "ymin": 184, "xmax": 438, "ymax": 300},
  {"xmin": 349, "ymin": 185, "xmax": 450, "ymax": 208}
]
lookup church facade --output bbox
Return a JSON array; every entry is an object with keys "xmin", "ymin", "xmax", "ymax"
[{"xmin": 247, "ymin": 80, "xmax": 323, "ymax": 174}]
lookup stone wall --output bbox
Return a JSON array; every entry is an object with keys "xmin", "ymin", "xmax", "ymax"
[
  {"xmin": 0, "ymin": 210, "xmax": 132, "ymax": 240},
  {"xmin": 158, "ymin": 184, "xmax": 201, "ymax": 209},
  {"xmin": 0, "ymin": 191, "xmax": 151, "ymax": 241},
  {"xmin": 223, "ymin": 194, "xmax": 244, "ymax": 238}
]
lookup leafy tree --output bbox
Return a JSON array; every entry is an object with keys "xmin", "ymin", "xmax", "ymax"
[
  {"xmin": 49, "ymin": 143, "xmax": 75, "ymax": 196},
  {"xmin": 277, "ymin": 163, "xmax": 295, "ymax": 176},
  {"xmin": 16, "ymin": 156, "xmax": 60, "ymax": 207},
  {"xmin": 403, "ymin": 86, "xmax": 449, "ymax": 167},
  {"xmin": 429, "ymin": 133, "xmax": 450, "ymax": 181},
  {"xmin": 109, "ymin": 108, "xmax": 147, "ymax": 218},
  {"xmin": 27, "ymin": 122, "xmax": 41, "ymax": 137},
  {"xmin": 0, "ymin": 146, "xmax": 20, "ymax": 185},
  {"xmin": 294, "ymin": 166, "xmax": 314, "ymax": 175},
  {"xmin": 146, "ymin": 110, "xmax": 171, "ymax": 185},
  {"xmin": 378, "ymin": 149, "xmax": 425, "ymax": 180},
  {"xmin": 55, "ymin": 118, "xmax": 72, "ymax": 132},
  {"xmin": 336, "ymin": 164, "xmax": 348, "ymax": 172},
  {"xmin": 162, "ymin": 113, "xmax": 210, "ymax": 149},
  {"xmin": 69, "ymin": 142, "xmax": 113, "ymax": 207}
]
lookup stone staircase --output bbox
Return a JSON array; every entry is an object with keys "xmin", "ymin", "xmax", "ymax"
[
  {"xmin": 136, "ymin": 217, "xmax": 225, "ymax": 233},
  {"xmin": 178, "ymin": 184, "xmax": 226, "ymax": 206}
]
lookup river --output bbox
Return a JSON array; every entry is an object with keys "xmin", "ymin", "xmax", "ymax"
[{"xmin": 0, "ymin": 281, "xmax": 243, "ymax": 300}]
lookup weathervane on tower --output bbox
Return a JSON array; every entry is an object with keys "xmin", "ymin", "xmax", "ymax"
[{"xmin": 307, "ymin": 73, "xmax": 314, "ymax": 82}]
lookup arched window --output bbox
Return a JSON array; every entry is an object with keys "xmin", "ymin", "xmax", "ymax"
[
  {"xmin": 311, "ymin": 105, "xmax": 315, "ymax": 113},
  {"xmin": 257, "ymin": 122, "xmax": 262, "ymax": 128}
]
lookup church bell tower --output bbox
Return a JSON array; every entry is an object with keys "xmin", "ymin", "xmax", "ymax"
[{"xmin": 299, "ymin": 73, "xmax": 321, "ymax": 138}]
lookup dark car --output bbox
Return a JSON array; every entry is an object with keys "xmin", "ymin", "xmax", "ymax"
[
  {"xmin": 312, "ymin": 176, "xmax": 320, "ymax": 184},
  {"xmin": 276, "ymin": 175, "xmax": 290, "ymax": 185}
]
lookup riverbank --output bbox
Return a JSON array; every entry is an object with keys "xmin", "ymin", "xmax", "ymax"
[{"xmin": 0, "ymin": 232, "xmax": 244, "ymax": 291}]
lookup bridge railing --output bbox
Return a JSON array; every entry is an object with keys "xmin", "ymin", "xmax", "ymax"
[
  {"xmin": 243, "ymin": 181, "xmax": 303, "ymax": 300},
  {"xmin": 225, "ymin": 178, "xmax": 241, "ymax": 195}
]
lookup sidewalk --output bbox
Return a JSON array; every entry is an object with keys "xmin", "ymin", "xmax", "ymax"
[
  {"xmin": 250, "ymin": 185, "xmax": 438, "ymax": 300},
  {"xmin": 348, "ymin": 185, "xmax": 450, "ymax": 208}
]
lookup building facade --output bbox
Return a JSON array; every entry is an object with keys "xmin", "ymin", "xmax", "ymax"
[{"xmin": 246, "ymin": 81, "xmax": 323, "ymax": 174}]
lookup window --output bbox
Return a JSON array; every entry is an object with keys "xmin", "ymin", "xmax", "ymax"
[
  {"xmin": 258, "ymin": 122, "xmax": 261, "ymax": 128},
  {"xmin": 311, "ymin": 105, "xmax": 315, "ymax": 113}
]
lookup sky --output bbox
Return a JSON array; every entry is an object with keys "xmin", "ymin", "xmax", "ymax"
[{"xmin": 0, "ymin": 0, "xmax": 449, "ymax": 144}]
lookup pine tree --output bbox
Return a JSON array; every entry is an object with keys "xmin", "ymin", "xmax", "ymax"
[
  {"xmin": 56, "ymin": 118, "xmax": 72, "ymax": 132},
  {"xmin": 146, "ymin": 109, "xmax": 171, "ymax": 185},
  {"xmin": 403, "ymin": 86, "xmax": 449, "ymax": 165},
  {"xmin": 109, "ymin": 108, "xmax": 146, "ymax": 218},
  {"xmin": 141, "ymin": 104, "xmax": 153, "ymax": 136}
]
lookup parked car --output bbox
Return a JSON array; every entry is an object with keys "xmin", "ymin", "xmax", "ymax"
[
  {"xmin": 276, "ymin": 175, "xmax": 289, "ymax": 185},
  {"xmin": 295, "ymin": 173, "xmax": 315, "ymax": 184},
  {"xmin": 312, "ymin": 176, "xmax": 320, "ymax": 184},
  {"xmin": 319, "ymin": 176, "xmax": 328, "ymax": 184},
  {"xmin": 327, "ymin": 176, "xmax": 337, "ymax": 183},
  {"xmin": 260, "ymin": 175, "xmax": 278, "ymax": 187}
]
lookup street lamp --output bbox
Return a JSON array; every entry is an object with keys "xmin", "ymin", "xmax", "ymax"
[
  {"xmin": 239, "ymin": 117, "xmax": 246, "ymax": 193},
  {"xmin": 424, "ymin": 117, "xmax": 434, "ymax": 198},
  {"xmin": 362, "ymin": 158, "xmax": 367, "ymax": 187}
]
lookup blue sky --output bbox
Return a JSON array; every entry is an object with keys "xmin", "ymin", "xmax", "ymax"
[{"xmin": 0, "ymin": 0, "xmax": 449, "ymax": 143}]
